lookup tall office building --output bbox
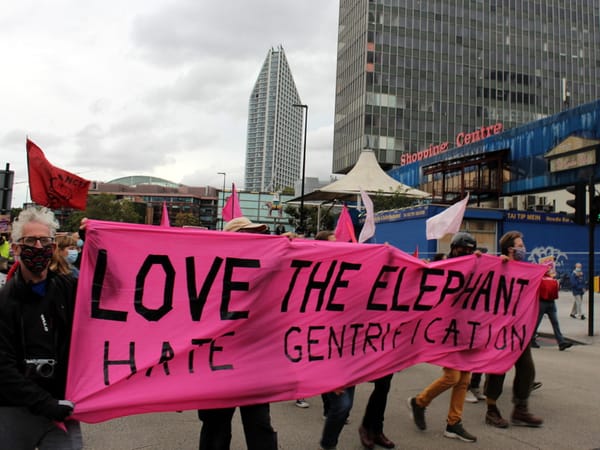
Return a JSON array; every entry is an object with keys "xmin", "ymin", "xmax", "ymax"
[
  {"xmin": 245, "ymin": 45, "xmax": 304, "ymax": 192},
  {"xmin": 333, "ymin": 0, "xmax": 600, "ymax": 174}
]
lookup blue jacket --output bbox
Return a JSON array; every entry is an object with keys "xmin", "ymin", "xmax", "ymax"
[{"xmin": 570, "ymin": 270, "xmax": 586, "ymax": 295}]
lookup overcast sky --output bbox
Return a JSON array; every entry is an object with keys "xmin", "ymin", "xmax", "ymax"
[{"xmin": 1, "ymin": 1, "xmax": 339, "ymax": 206}]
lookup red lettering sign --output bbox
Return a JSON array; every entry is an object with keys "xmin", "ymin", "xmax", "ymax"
[
  {"xmin": 456, "ymin": 123, "xmax": 503, "ymax": 147},
  {"xmin": 399, "ymin": 123, "xmax": 503, "ymax": 166}
]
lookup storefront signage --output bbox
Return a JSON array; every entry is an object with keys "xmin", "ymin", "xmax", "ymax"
[{"xmin": 400, "ymin": 123, "xmax": 504, "ymax": 166}]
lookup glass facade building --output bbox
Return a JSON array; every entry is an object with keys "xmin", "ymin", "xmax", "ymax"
[
  {"xmin": 333, "ymin": 0, "xmax": 600, "ymax": 174},
  {"xmin": 245, "ymin": 46, "xmax": 304, "ymax": 192}
]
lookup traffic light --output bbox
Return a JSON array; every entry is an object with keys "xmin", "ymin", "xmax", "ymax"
[
  {"xmin": 592, "ymin": 195, "xmax": 600, "ymax": 225},
  {"xmin": 566, "ymin": 183, "xmax": 586, "ymax": 225}
]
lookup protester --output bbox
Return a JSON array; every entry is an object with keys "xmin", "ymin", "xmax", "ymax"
[
  {"xmin": 197, "ymin": 217, "xmax": 278, "ymax": 450},
  {"xmin": 0, "ymin": 232, "xmax": 13, "ymax": 273},
  {"xmin": 408, "ymin": 231, "xmax": 479, "ymax": 443},
  {"xmin": 532, "ymin": 261, "xmax": 572, "ymax": 351},
  {"xmin": 465, "ymin": 373, "xmax": 486, "ymax": 403},
  {"xmin": 312, "ymin": 229, "xmax": 357, "ymax": 449},
  {"xmin": 49, "ymin": 234, "xmax": 80, "ymax": 278},
  {"xmin": 320, "ymin": 387, "xmax": 355, "ymax": 450},
  {"xmin": 0, "ymin": 207, "xmax": 82, "ymax": 448},
  {"xmin": 569, "ymin": 262, "xmax": 586, "ymax": 320},
  {"xmin": 358, "ymin": 374, "xmax": 395, "ymax": 449},
  {"xmin": 484, "ymin": 230, "xmax": 543, "ymax": 428}
]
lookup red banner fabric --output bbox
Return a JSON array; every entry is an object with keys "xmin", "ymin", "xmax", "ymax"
[{"xmin": 26, "ymin": 139, "xmax": 90, "ymax": 210}]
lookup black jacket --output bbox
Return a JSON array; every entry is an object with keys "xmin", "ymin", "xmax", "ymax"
[{"xmin": 0, "ymin": 267, "xmax": 77, "ymax": 417}]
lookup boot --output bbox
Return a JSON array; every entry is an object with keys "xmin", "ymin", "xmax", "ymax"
[
  {"xmin": 358, "ymin": 425, "xmax": 375, "ymax": 449},
  {"xmin": 511, "ymin": 402, "xmax": 543, "ymax": 427},
  {"xmin": 485, "ymin": 405, "xmax": 509, "ymax": 428}
]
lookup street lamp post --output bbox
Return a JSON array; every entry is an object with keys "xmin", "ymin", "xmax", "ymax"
[
  {"xmin": 217, "ymin": 172, "xmax": 226, "ymax": 230},
  {"xmin": 293, "ymin": 104, "xmax": 308, "ymax": 233}
]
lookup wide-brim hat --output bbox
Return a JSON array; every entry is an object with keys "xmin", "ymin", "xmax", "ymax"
[{"xmin": 224, "ymin": 217, "xmax": 268, "ymax": 233}]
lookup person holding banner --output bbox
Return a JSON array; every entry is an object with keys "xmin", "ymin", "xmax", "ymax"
[
  {"xmin": 358, "ymin": 374, "xmax": 395, "ymax": 449},
  {"xmin": 484, "ymin": 230, "xmax": 543, "ymax": 428},
  {"xmin": 197, "ymin": 216, "xmax": 278, "ymax": 450},
  {"xmin": 0, "ymin": 207, "xmax": 81, "ymax": 449},
  {"xmin": 408, "ymin": 231, "xmax": 479, "ymax": 443}
]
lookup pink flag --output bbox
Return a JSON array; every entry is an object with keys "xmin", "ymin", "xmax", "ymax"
[
  {"xmin": 160, "ymin": 202, "xmax": 170, "ymax": 227},
  {"xmin": 335, "ymin": 204, "xmax": 357, "ymax": 243},
  {"xmin": 426, "ymin": 193, "xmax": 470, "ymax": 240},
  {"xmin": 358, "ymin": 189, "xmax": 375, "ymax": 243},
  {"xmin": 222, "ymin": 183, "xmax": 243, "ymax": 222}
]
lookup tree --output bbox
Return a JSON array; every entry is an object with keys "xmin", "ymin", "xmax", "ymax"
[
  {"xmin": 283, "ymin": 204, "xmax": 335, "ymax": 236},
  {"xmin": 62, "ymin": 194, "xmax": 143, "ymax": 231},
  {"xmin": 174, "ymin": 212, "xmax": 201, "ymax": 227},
  {"xmin": 371, "ymin": 191, "xmax": 419, "ymax": 211}
]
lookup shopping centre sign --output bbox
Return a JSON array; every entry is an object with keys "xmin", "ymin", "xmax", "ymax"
[{"xmin": 400, "ymin": 122, "xmax": 504, "ymax": 166}]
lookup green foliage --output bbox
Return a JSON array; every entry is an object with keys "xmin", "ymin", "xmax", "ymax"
[
  {"xmin": 63, "ymin": 194, "xmax": 143, "ymax": 231},
  {"xmin": 10, "ymin": 207, "xmax": 22, "ymax": 221},
  {"xmin": 284, "ymin": 191, "xmax": 419, "ymax": 237},
  {"xmin": 370, "ymin": 191, "xmax": 419, "ymax": 211},
  {"xmin": 174, "ymin": 212, "xmax": 201, "ymax": 227},
  {"xmin": 283, "ymin": 204, "xmax": 335, "ymax": 236}
]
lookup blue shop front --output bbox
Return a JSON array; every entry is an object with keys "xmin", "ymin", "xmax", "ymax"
[{"xmin": 372, "ymin": 205, "xmax": 599, "ymax": 283}]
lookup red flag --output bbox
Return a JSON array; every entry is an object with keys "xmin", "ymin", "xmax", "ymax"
[
  {"xmin": 412, "ymin": 245, "xmax": 419, "ymax": 258},
  {"xmin": 26, "ymin": 139, "xmax": 90, "ymax": 210},
  {"xmin": 160, "ymin": 202, "xmax": 170, "ymax": 227},
  {"xmin": 222, "ymin": 183, "xmax": 243, "ymax": 222},
  {"xmin": 334, "ymin": 204, "xmax": 357, "ymax": 243}
]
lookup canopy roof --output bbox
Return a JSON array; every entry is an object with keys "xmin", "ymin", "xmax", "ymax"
[{"xmin": 289, "ymin": 149, "xmax": 431, "ymax": 203}]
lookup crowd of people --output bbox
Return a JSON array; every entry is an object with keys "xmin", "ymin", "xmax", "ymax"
[{"xmin": 0, "ymin": 206, "xmax": 586, "ymax": 449}]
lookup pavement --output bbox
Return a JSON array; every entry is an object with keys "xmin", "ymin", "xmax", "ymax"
[{"xmin": 81, "ymin": 290, "xmax": 600, "ymax": 450}]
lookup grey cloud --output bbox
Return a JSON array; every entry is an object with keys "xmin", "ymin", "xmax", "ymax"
[{"xmin": 131, "ymin": 1, "xmax": 338, "ymax": 67}]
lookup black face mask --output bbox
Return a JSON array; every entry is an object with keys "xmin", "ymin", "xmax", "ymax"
[{"xmin": 19, "ymin": 245, "xmax": 54, "ymax": 274}]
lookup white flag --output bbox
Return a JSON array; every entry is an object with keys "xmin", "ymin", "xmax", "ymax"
[
  {"xmin": 358, "ymin": 189, "xmax": 375, "ymax": 243},
  {"xmin": 426, "ymin": 193, "xmax": 470, "ymax": 240}
]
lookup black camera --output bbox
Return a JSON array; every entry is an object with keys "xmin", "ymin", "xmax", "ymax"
[{"xmin": 24, "ymin": 358, "xmax": 57, "ymax": 378}]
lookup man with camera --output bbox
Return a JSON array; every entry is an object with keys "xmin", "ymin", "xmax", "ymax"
[{"xmin": 0, "ymin": 207, "xmax": 81, "ymax": 448}]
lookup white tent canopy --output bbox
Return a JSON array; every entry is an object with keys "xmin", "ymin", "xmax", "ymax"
[{"xmin": 289, "ymin": 149, "xmax": 431, "ymax": 204}]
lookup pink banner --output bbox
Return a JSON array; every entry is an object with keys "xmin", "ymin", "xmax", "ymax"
[{"xmin": 66, "ymin": 220, "xmax": 546, "ymax": 423}]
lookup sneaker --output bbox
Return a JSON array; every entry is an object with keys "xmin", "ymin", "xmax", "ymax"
[
  {"xmin": 485, "ymin": 407, "xmax": 509, "ymax": 428},
  {"xmin": 581, "ymin": 315, "xmax": 586, "ymax": 320},
  {"xmin": 471, "ymin": 388, "xmax": 486, "ymax": 400},
  {"xmin": 559, "ymin": 342, "xmax": 573, "ymax": 351},
  {"xmin": 444, "ymin": 421, "xmax": 477, "ymax": 442},
  {"xmin": 295, "ymin": 399, "xmax": 310, "ymax": 408},
  {"xmin": 465, "ymin": 390, "xmax": 478, "ymax": 403},
  {"xmin": 531, "ymin": 340, "xmax": 540, "ymax": 348},
  {"xmin": 407, "ymin": 397, "xmax": 426, "ymax": 430},
  {"xmin": 531, "ymin": 381, "xmax": 543, "ymax": 391},
  {"xmin": 570, "ymin": 313, "xmax": 577, "ymax": 319}
]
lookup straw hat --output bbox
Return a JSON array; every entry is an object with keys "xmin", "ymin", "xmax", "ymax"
[{"xmin": 224, "ymin": 217, "xmax": 268, "ymax": 233}]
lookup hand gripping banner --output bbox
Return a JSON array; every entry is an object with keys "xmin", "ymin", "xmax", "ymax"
[{"xmin": 66, "ymin": 220, "xmax": 546, "ymax": 423}]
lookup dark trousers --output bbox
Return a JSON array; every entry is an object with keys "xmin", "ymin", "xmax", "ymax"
[
  {"xmin": 197, "ymin": 404, "xmax": 277, "ymax": 450},
  {"xmin": 485, "ymin": 345, "xmax": 535, "ymax": 402},
  {"xmin": 0, "ymin": 406, "xmax": 82, "ymax": 450},
  {"xmin": 535, "ymin": 300, "xmax": 566, "ymax": 344},
  {"xmin": 361, "ymin": 374, "xmax": 393, "ymax": 434},
  {"xmin": 320, "ymin": 387, "xmax": 355, "ymax": 449},
  {"xmin": 469, "ymin": 372, "xmax": 482, "ymax": 389}
]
